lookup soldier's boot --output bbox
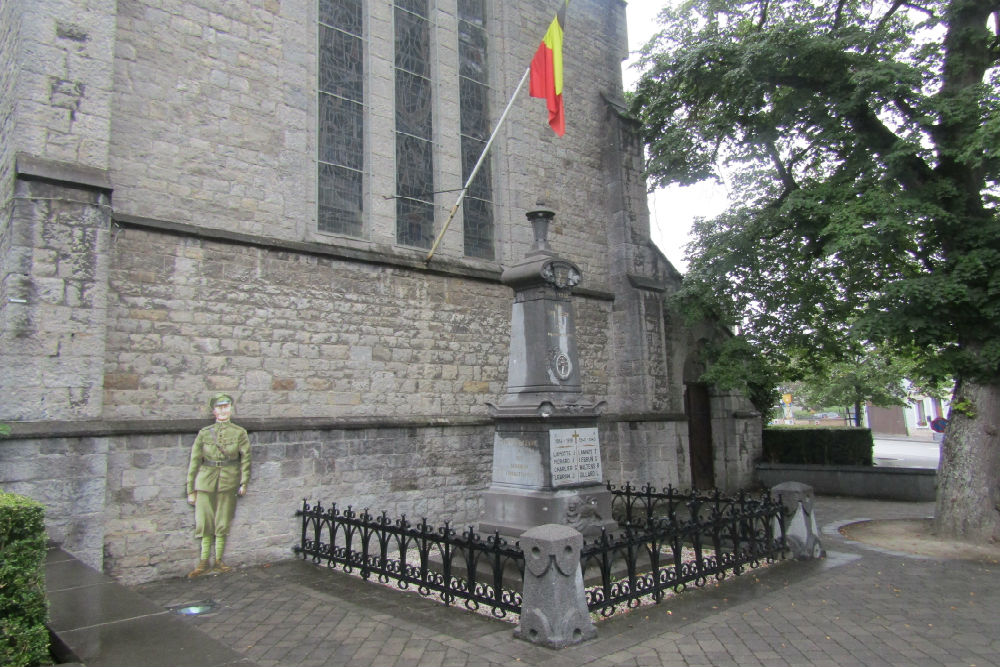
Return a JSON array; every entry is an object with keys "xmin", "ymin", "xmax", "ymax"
[
  {"xmin": 187, "ymin": 560, "xmax": 210, "ymax": 578},
  {"xmin": 212, "ymin": 535, "xmax": 231, "ymax": 573}
]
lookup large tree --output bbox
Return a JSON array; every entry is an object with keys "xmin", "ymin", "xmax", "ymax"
[{"xmin": 631, "ymin": 0, "xmax": 1000, "ymax": 542}]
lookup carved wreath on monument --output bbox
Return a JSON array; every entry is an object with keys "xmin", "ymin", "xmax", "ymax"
[
  {"xmin": 550, "ymin": 349, "xmax": 573, "ymax": 380},
  {"xmin": 540, "ymin": 260, "xmax": 581, "ymax": 290}
]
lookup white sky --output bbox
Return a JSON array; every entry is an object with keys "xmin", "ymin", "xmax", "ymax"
[{"xmin": 622, "ymin": 2, "xmax": 731, "ymax": 271}]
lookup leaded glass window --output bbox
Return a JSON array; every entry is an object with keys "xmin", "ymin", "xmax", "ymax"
[
  {"xmin": 318, "ymin": 0, "xmax": 364, "ymax": 237},
  {"xmin": 458, "ymin": 0, "xmax": 494, "ymax": 259},
  {"xmin": 394, "ymin": 1, "xmax": 434, "ymax": 248}
]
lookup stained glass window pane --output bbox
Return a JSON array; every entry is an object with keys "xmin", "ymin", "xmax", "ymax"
[
  {"xmin": 318, "ymin": 0, "xmax": 365, "ymax": 238},
  {"xmin": 394, "ymin": 0, "xmax": 427, "ymax": 18},
  {"xmin": 395, "ymin": 70, "xmax": 432, "ymax": 140},
  {"xmin": 458, "ymin": 1, "xmax": 493, "ymax": 259},
  {"xmin": 394, "ymin": 0, "xmax": 433, "ymax": 248},
  {"xmin": 319, "ymin": 0, "xmax": 362, "ymax": 34},
  {"xmin": 397, "ymin": 198, "xmax": 434, "ymax": 248},
  {"xmin": 394, "ymin": 4, "xmax": 430, "ymax": 77},
  {"xmin": 458, "ymin": 21, "xmax": 487, "ymax": 83},
  {"xmin": 461, "ymin": 135, "xmax": 491, "ymax": 200},
  {"xmin": 457, "ymin": 0, "xmax": 485, "ymax": 25},
  {"xmin": 459, "ymin": 77, "xmax": 488, "ymax": 141},
  {"xmin": 319, "ymin": 94, "xmax": 363, "ymax": 170},
  {"xmin": 463, "ymin": 196, "xmax": 494, "ymax": 260},
  {"xmin": 319, "ymin": 24, "xmax": 363, "ymax": 102},
  {"xmin": 396, "ymin": 134, "xmax": 433, "ymax": 200},
  {"xmin": 319, "ymin": 163, "xmax": 363, "ymax": 236}
]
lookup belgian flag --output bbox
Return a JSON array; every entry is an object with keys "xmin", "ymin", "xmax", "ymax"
[{"xmin": 529, "ymin": 1, "xmax": 569, "ymax": 136}]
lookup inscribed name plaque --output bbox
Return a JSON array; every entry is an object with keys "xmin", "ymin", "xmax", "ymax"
[
  {"xmin": 492, "ymin": 434, "xmax": 545, "ymax": 487},
  {"xmin": 549, "ymin": 428, "xmax": 602, "ymax": 487}
]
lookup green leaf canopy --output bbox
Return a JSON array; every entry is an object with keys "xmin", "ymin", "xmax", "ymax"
[{"xmin": 631, "ymin": 0, "xmax": 1000, "ymax": 384}]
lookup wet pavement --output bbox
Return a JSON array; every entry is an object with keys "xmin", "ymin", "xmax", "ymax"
[{"xmin": 117, "ymin": 495, "xmax": 1000, "ymax": 667}]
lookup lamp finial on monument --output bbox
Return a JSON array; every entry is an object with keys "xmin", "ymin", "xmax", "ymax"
[{"xmin": 526, "ymin": 208, "xmax": 555, "ymax": 255}]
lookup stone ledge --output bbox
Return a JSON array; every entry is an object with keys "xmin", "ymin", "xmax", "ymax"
[
  {"xmin": 756, "ymin": 463, "xmax": 937, "ymax": 502},
  {"xmin": 15, "ymin": 152, "xmax": 112, "ymax": 192},
  {"xmin": 112, "ymin": 213, "xmax": 618, "ymax": 301},
  {"xmin": 116, "ymin": 212, "xmax": 501, "ymax": 280},
  {"xmin": 3, "ymin": 415, "xmax": 492, "ymax": 439},
  {"xmin": 2, "ymin": 412, "xmax": 686, "ymax": 439}
]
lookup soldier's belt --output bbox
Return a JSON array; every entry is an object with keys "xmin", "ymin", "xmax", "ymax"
[{"xmin": 202, "ymin": 459, "xmax": 238, "ymax": 467}]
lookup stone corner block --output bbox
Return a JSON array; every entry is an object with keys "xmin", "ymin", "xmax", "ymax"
[
  {"xmin": 770, "ymin": 482, "xmax": 825, "ymax": 560},
  {"xmin": 515, "ymin": 523, "xmax": 596, "ymax": 649}
]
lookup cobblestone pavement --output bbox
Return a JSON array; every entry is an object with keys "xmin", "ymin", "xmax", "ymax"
[{"xmin": 135, "ymin": 497, "xmax": 1000, "ymax": 667}]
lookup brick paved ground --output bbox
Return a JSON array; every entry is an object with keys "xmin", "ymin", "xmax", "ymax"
[{"xmin": 135, "ymin": 497, "xmax": 1000, "ymax": 667}]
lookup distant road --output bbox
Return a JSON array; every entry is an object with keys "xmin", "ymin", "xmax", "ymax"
[{"xmin": 873, "ymin": 437, "xmax": 940, "ymax": 469}]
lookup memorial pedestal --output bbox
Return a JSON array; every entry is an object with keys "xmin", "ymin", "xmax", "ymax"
[
  {"xmin": 479, "ymin": 412, "xmax": 616, "ymax": 538},
  {"xmin": 479, "ymin": 209, "xmax": 617, "ymax": 539}
]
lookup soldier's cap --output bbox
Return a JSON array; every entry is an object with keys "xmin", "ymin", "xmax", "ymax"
[{"xmin": 209, "ymin": 393, "xmax": 234, "ymax": 408}]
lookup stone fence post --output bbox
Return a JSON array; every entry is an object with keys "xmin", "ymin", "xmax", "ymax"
[
  {"xmin": 771, "ymin": 481, "xmax": 826, "ymax": 559},
  {"xmin": 515, "ymin": 524, "xmax": 596, "ymax": 648}
]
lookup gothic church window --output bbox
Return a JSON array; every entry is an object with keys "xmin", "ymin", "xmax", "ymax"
[
  {"xmin": 316, "ymin": 0, "xmax": 495, "ymax": 258},
  {"xmin": 458, "ymin": 0, "xmax": 494, "ymax": 260},
  {"xmin": 394, "ymin": 0, "xmax": 435, "ymax": 249},
  {"xmin": 318, "ymin": 0, "xmax": 365, "ymax": 237}
]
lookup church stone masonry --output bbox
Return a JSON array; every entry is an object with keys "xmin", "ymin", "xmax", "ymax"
[{"xmin": 0, "ymin": 0, "xmax": 762, "ymax": 583}]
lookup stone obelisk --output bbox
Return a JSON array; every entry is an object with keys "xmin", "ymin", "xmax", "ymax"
[{"xmin": 480, "ymin": 210, "xmax": 615, "ymax": 537}]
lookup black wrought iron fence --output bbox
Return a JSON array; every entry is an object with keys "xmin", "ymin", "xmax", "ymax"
[
  {"xmin": 294, "ymin": 484, "xmax": 787, "ymax": 621},
  {"xmin": 608, "ymin": 482, "xmax": 763, "ymax": 527},
  {"xmin": 586, "ymin": 483, "xmax": 788, "ymax": 616},
  {"xmin": 293, "ymin": 501, "xmax": 524, "ymax": 618}
]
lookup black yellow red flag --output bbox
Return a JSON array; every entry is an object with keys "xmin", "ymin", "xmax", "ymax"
[{"xmin": 529, "ymin": 1, "xmax": 569, "ymax": 136}]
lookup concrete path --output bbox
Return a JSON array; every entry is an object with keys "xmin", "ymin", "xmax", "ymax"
[{"xmin": 119, "ymin": 496, "xmax": 1000, "ymax": 667}]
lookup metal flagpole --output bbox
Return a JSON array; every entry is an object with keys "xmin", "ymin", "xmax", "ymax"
[{"xmin": 424, "ymin": 66, "xmax": 531, "ymax": 264}]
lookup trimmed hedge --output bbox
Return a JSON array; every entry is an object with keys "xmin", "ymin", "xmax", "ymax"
[
  {"xmin": 0, "ymin": 491, "xmax": 50, "ymax": 667},
  {"xmin": 762, "ymin": 428, "xmax": 874, "ymax": 466}
]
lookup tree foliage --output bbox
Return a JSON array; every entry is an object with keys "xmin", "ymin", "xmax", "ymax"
[
  {"xmin": 631, "ymin": 0, "xmax": 1000, "ymax": 540},
  {"xmin": 632, "ymin": 0, "xmax": 999, "ymax": 387}
]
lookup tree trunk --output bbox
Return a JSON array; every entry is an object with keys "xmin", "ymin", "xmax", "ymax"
[{"xmin": 933, "ymin": 380, "xmax": 1000, "ymax": 543}]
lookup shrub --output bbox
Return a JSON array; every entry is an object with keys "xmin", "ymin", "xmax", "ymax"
[
  {"xmin": 762, "ymin": 428, "xmax": 874, "ymax": 466},
  {"xmin": 0, "ymin": 491, "xmax": 50, "ymax": 667}
]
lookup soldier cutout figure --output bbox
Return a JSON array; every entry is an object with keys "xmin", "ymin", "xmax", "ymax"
[{"xmin": 185, "ymin": 393, "xmax": 251, "ymax": 577}]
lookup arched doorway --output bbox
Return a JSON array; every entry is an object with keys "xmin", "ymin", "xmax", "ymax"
[
  {"xmin": 684, "ymin": 382, "xmax": 715, "ymax": 489},
  {"xmin": 683, "ymin": 345, "xmax": 715, "ymax": 490}
]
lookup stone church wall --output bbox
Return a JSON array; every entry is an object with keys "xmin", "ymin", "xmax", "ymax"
[
  {"xmin": 101, "ymin": 223, "xmax": 613, "ymax": 420},
  {"xmin": 0, "ymin": 0, "xmax": 764, "ymax": 583}
]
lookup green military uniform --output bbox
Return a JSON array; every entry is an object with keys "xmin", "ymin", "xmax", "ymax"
[{"xmin": 186, "ymin": 394, "xmax": 250, "ymax": 576}]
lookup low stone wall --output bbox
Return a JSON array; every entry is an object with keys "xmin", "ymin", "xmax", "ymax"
[
  {"xmin": 1, "ymin": 420, "xmax": 495, "ymax": 583},
  {"xmin": 756, "ymin": 463, "xmax": 937, "ymax": 502},
  {"xmin": 1, "ymin": 415, "xmax": 698, "ymax": 584}
]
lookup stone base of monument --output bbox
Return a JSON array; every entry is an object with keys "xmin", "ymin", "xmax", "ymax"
[{"xmin": 478, "ymin": 484, "xmax": 618, "ymax": 538}]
